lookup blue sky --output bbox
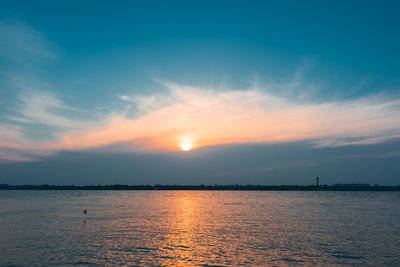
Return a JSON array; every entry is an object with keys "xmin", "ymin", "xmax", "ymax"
[{"xmin": 1, "ymin": 1, "xmax": 400, "ymax": 185}]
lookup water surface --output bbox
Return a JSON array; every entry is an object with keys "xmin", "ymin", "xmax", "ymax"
[{"xmin": 1, "ymin": 191, "xmax": 399, "ymax": 266}]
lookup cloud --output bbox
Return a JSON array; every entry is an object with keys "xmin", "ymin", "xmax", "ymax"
[
  {"xmin": 13, "ymin": 90, "xmax": 83, "ymax": 129},
  {"xmin": 51, "ymin": 82, "xmax": 400, "ymax": 153},
  {"xmin": 0, "ymin": 20, "xmax": 91, "ymax": 150},
  {"xmin": 0, "ymin": 19, "xmax": 56, "ymax": 68},
  {"xmin": 1, "ymin": 88, "xmax": 90, "ymax": 145},
  {"xmin": 377, "ymin": 151, "xmax": 400, "ymax": 158},
  {"xmin": 0, "ymin": 89, "xmax": 96, "ymax": 163},
  {"xmin": 0, "ymin": 123, "xmax": 55, "ymax": 162},
  {"xmin": 0, "ymin": 146, "xmax": 54, "ymax": 163},
  {"xmin": 1, "ymin": 81, "xmax": 400, "ymax": 161}
]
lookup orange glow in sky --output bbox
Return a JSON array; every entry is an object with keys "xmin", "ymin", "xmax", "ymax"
[{"xmin": 2, "ymin": 84, "xmax": 400, "ymax": 162}]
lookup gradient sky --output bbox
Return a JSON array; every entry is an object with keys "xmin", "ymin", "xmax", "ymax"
[{"xmin": 1, "ymin": 0, "xmax": 400, "ymax": 185}]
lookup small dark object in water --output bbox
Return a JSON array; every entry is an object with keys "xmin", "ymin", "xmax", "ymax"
[{"xmin": 83, "ymin": 209, "xmax": 87, "ymax": 214}]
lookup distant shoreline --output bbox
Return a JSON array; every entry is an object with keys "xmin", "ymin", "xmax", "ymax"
[{"xmin": 1, "ymin": 184, "xmax": 399, "ymax": 191}]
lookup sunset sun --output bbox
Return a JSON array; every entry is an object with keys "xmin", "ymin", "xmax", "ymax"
[
  {"xmin": 180, "ymin": 143, "xmax": 192, "ymax": 151},
  {"xmin": 179, "ymin": 137, "xmax": 194, "ymax": 151}
]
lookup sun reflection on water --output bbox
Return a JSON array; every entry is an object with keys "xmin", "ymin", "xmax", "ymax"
[
  {"xmin": 8, "ymin": 191, "xmax": 397, "ymax": 266},
  {"xmin": 161, "ymin": 194, "xmax": 198, "ymax": 265}
]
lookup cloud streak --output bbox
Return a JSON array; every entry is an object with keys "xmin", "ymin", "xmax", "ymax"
[
  {"xmin": 2, "ymin": 81, "xmax": 400, "ymax": 162},
  {"xmin": 0, "ymin": 19, "xmax": 91, "ymax": 161},
  {"xmin": 0, "ymin": 19, "xmax": 56, "ymax": 68},
  {"xmin": 52, "ymin": 83, "xmax": 400, "ymax": 153},
  {"xmin": 12, "ymin": 90, "xmax": 83, "ymax": 129}
]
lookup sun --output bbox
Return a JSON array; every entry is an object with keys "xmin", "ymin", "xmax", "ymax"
[
  {"xmin": 180, "ymin": 141, "xmax": 193, "ymax": 151},
  {"xmin": 179, "ymin": 137, "xmax": 194, "ymax": 151}
]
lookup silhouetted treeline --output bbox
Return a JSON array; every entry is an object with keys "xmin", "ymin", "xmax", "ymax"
[{"xmin": 0, "ymin": 183, "xmax": 399, "ymax": 191}]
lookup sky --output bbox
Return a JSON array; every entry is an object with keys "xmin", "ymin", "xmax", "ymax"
[{"xmin": 1, "ymin": 0, "xmax": 400, "ymax": 185}]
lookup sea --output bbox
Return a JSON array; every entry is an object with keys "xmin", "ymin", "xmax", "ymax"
[{"xmin": 1, "ymin": 190, "xmax": 399, "ymax": 266}]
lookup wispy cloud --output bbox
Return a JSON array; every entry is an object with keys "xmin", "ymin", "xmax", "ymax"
[
  {"xmin": 0, "ymin": 124, "xmax": 54, "ymax": 162},
  {"xmin": 0, "ymin": 146, "xmax": 54, "ymax": 163},
  {"xmin": 376, "ymin": 151, "xmax": 400, "ymax": 158},
  {"xmin": 0, "ymin": 19, "xmax": 56, "ymax": 68},
  {"xmin": 13, "ymin": 90, "xmax": 83, "ymax": 129},
  {"xmin": 0, "ymin": 80, "xmax": 399, "ymax": 162},
  {"xmin": 0, "ymin": 20, "xmax": 87, "ymax": 161},
  {"xmin": 2, "ymin": 80, "xmax": 400, "ymax": 162},
  {"xmin": 52, "ymin": 82, "xmax": 400, "ymax": 153},
  {"xmin": 0, "ymin": 88, "xmax": 93, "ymax": 151}
]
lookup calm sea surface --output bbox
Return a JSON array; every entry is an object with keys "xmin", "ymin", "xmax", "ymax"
[{"xmin": 1, "ymin": 190, "xmax": 399, "ymax": 266}]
